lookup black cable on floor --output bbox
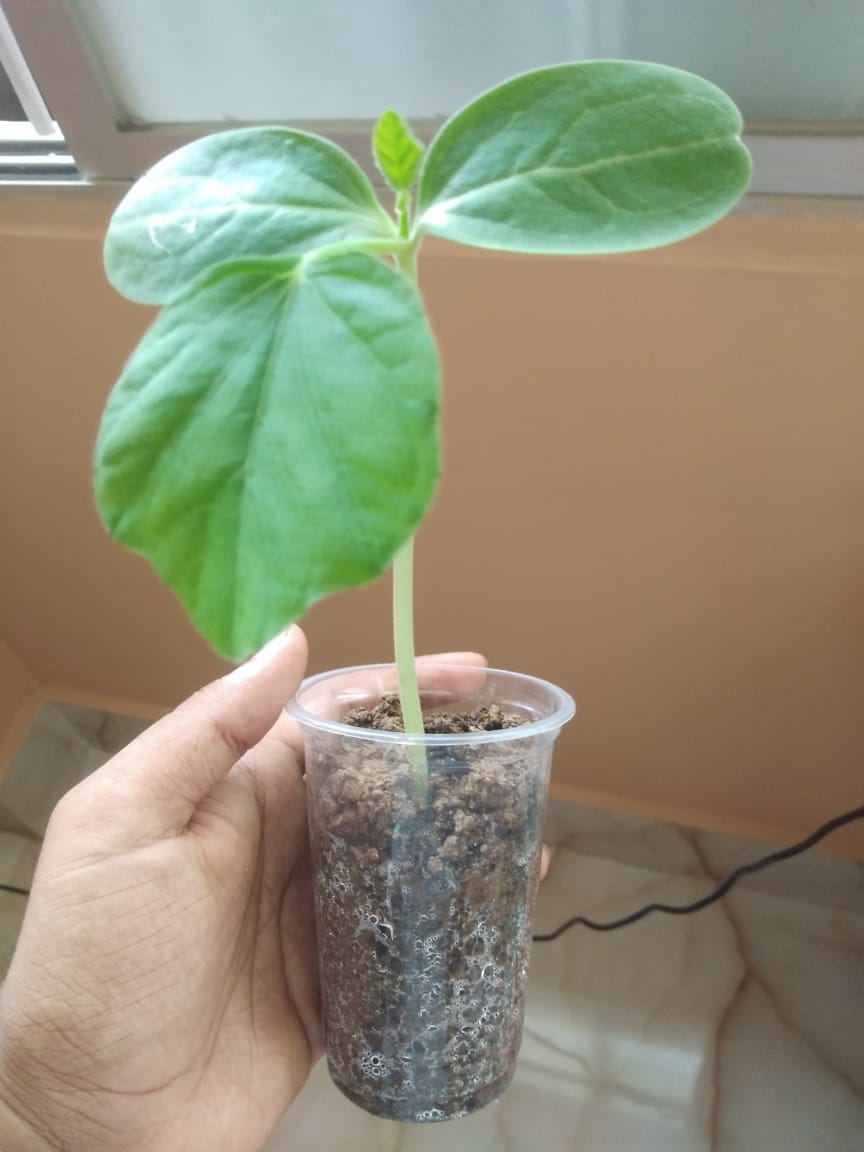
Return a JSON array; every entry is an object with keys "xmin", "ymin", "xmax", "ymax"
[
  {"xmin": 0, "ymin": 882, "xmax": 30, "ymax": 897},
  {"xmin": 533, "ymin": 803, "xmax": 864, "ymax": 942}
]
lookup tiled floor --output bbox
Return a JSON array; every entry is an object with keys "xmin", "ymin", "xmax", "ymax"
[
  {"xmin": 0, "ymin": 704, "xmax": 862, "ymax": 1150},
  {"xmin": 0, "ymin": 701, "xmax": 150, "ymax": 976},
  {"xmin": 0, "ymin": 700, "xmax": 150, "ymax": 840},
  {"xmin": 0, "ymin": 830, "xmax": 39, "ymax": 976}
]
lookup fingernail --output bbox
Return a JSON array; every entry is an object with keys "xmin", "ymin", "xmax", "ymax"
[{"xmin": 228, "ymin": 625, "xmax": 302, "ymax": 681}]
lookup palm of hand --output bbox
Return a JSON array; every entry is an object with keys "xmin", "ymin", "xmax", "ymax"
[{"xmin": 0, "ymin": 634, "xmax": 321, "ymax": 1152}]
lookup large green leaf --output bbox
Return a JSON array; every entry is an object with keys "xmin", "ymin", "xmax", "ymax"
[
  {"xmin": 104, "ymin": 128, "xmax": 397, "ymax": 305},
  {"xmin": 417, "ymin": 62, "xmax": 751, "ymax": 254},
  {"xmin": 94, "ymin": 252, "xmax": 440, "ymax": 659}
]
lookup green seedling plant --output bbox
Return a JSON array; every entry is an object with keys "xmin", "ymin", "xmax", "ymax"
[{"xmin": 96, "ymin": 60, "xmax": 750, "ymax": 754}]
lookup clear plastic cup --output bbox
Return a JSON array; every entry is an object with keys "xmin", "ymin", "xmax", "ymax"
[{"xmin": 288, "ymin": 663, "xmax": 575, "ymax": 1122}]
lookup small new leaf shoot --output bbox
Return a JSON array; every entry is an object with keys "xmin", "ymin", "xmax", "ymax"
[{"xmin": 374, "ymin": 109, "xmax": 425, "ymax": 193}]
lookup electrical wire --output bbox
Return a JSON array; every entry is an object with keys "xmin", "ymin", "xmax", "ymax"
[
  {"xmin": 533, "ymin": 803, "xmax": 864, "ymax": 942},
  {"xmin": 0, "ymin": 882, "xmax": 30, "ymax": 897}
]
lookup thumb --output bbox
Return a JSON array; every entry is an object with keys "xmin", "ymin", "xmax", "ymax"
[{"xmin": 71, "ymin": 625, "xmax": 309, "ymax": 842}]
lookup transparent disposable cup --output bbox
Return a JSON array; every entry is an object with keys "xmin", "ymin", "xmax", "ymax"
[{"xmin": 288, "ymin": 663, "xmax": 574, "ymax": 1123}]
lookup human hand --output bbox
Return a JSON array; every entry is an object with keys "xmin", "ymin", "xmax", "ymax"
[{"xmin": 0, "ymin": 626, "xmax": 320, "ymax": 1152}]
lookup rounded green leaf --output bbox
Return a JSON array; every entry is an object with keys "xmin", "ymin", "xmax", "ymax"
[
  {"xmin": 94, "ymin": 252, "xmax": 440, "ymax": 659},
  {"xmin": 104, "ymin": 128, "xmax": 397, "ymax": 305},
  {"xmin": 417, "ymin": 61, "xmax": 751, "ymax": 254}
]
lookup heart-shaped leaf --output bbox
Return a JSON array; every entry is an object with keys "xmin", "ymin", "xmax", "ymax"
[
  {"xmin": 417, "ymin": 61, "xmax": 751, "ymax": 254},
  {"xmin": 94, "ymin": 252, "xmax": 440, "ymax": 659},
  {"xmin": 105, "ymin": 128, "xmax": 398, "ymax": 305}
]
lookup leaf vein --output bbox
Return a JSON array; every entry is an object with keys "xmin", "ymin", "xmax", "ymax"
[{"xmin": 423, "ymin": 133, "xmax": 739, "ymax": 221}]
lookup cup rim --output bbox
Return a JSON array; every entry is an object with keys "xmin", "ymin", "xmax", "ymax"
[{"xmin": 286, "ymin": 662, "xmax": 576, "ymax": 746}]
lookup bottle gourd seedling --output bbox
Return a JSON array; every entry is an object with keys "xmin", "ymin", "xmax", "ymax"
[{"xmin": 95, "ymin": 61, "xmax": 750, "ymax": 762}]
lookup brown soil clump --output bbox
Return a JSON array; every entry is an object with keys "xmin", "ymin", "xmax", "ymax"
[{"xmin": 345, "ymin": 693, "xmax": 527, "ymax": 735}]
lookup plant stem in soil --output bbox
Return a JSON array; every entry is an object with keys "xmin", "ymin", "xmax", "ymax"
[
  {"xmin": 392, "ymin": 536, "xmax": 425, "ymax": 741},
  {"xmin": 391, "ymin": 195, "xmax": 427, "ymax": 760}
]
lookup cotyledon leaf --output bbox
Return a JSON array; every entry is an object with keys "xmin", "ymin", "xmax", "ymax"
[
  {"xmin": 94, "ymin": 252, "xmax": 441, "ymax": 659},
  {"xmin": 417, "ymin": 61, "xmax": 751, "ymax": 254},
  {"xmin": 104, "ymin": 127, "xmax": 398, "ymax": 305}
]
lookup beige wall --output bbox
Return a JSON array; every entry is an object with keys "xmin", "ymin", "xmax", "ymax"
[{"xmin": 2, "ymin": 189, "xmax": 863, "ymax": 856}]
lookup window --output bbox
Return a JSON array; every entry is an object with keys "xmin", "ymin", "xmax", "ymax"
[
  {"xmin": 2, "ymin": 0, "xmax": 863, "ymax": 194},
  {"xmin": 0, "ymin": 2, "xmax": 74, "ymax": 181}
]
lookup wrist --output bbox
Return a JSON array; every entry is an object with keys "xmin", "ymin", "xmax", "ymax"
[
  {"xmin": 0, "ymin": 1019, "xmax": 123, "ymax": 1152},
  {"xmin": 0, "ymin": 1024, "xmax": 65, "ymax": 1152},
  {"xmin": 0, "ymin": 1088, "xmax": 58, "ymax": 1152}
]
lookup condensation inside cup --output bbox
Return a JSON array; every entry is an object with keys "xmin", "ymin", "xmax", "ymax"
[{"xmin": 307, "ymin": 736, "xmax": 550, "ymax": 1119}]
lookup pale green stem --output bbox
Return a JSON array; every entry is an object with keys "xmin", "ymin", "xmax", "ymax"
[
  {"xmin": 392, "ymin": 194, "xmax": 426, "ymax": 753},
  {"xmin": 300, "ymin": 234, "xmax": 410, "ymax": 268},
  {"xmin": 392, "ymin": 538, "xmax": 424, "ymax": 737},
  {"xmin": 396, "ymin": 189, "xmax": 412, "ymax": 241}
]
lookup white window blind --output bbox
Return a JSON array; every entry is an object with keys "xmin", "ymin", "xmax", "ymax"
[{"xmin": 0, "ymin": 1, "xmax": 75, "ymax": 181}]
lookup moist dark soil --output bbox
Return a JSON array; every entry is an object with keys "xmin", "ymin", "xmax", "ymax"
[
  {"xmin": 344, "ymin": 693, "xmax": 527, "ymax": 735},
  {"xmin": 308, "ymin": 696, "xmax": 546, "ymax": 1122}
]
